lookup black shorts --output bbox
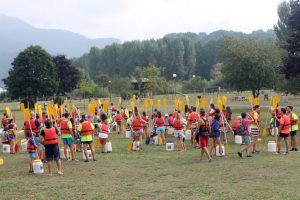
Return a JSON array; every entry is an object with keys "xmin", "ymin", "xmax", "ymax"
[
  {"xmin": 280, "ymin": 133, "xmax": 289, "ymax": 138},
  {"xmin": 81, "ymin": 141, "xmax": 92, "ymax": 144},
  {"xmin": 290, "ymin": 131, "xmax": 297, "ymax": 136},
  {"xmin": 45, "ymin": 144, "xmax": 60, "ymax": 161}
]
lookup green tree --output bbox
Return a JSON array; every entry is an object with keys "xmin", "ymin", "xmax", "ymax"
[
  {"xmin": 280, "ymin": 0, "xmax": 300, "ymax": 94},
  {"xmin": 54, "ymin": 55, "xmax": 80, "ymax": 95},
  {"xmin": 110, "ymin": 77, "xmax": 133, "ymax": 99},
  {"xmin": 182, "ymin": 76, "xmax": 209, "ymax": 91},
  {"xmin": 3, "ymin": 45, "xmax": 57, "ymax": 98},
  {"xmin": 77, "ymin": 69, "xmax": 96, "ymax": 97},
  {"xmin": 274, "ymin": 1, "xmax": 291, "ymax": 46},
  {"xmin": 221, "ymin": 38, "xmax": 276, "ymax": 97}
]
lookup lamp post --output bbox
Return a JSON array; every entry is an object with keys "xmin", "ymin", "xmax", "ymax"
[
  {"xmin": 108, "ymin": 80, "xmax": 111, "ymax": 102},
  {"xmin": 173, "ymin": 73, "xmax": 177, "ymax": 96}
]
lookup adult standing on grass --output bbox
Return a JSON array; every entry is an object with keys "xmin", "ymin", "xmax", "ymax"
[
  {"xmin": 40, "ymin": 119, "xmax": 63, "ymax": 176},
  {"xmin": 198, "ymin": 109, "xmax": 212, "ymax": 162},
  {"xmin": 250, "ymin": 105, "xmax": 260, "ymax": 154},
  {"xmin": 115, "ymin": 111, "xmax": 123, "ymax": 134},
  {"xmin": 60, "ymin": 113, "xmax": 78, "ymax": 161},
  {"xmin": 173, "ymin": 114, "xmax": 184, "ymax": 152},
  {"xmin": 210, "ymin": 114, "xmax": 223, "ymax": 157},
  {"xmin": 237, "ymin": 112, "xmax": 253, "ymax": 158},
  {"xmin": 77, "ymin": 114, "xmax": 96, "ymax": 162},
  {"xmin": 277, "ymin": 108, "xmax": 291, "ymax": 154},
  {"xmin": 287, "ymin": 106, "xmax": 298, "ymax": 151},
  {"xmin": 132, "ymin": 113, "xmax": 147, "ymax": 151}
]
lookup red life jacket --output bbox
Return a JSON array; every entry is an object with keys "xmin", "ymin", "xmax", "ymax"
[
  {"xmin": 111, "ymin": 106, "xmax": 116, "ymax": 112},
  {"xmin": 282, "ymin": 115, "xmax": 291, "ymax": 130},
  {"xmin": 60, "ymin": 119, "xmax": 71, "ymax": 134},
  {"xmin": 168, "ymin": 116, "xmax": 174, "ymax": 125},
  {"xmin": 115, "ymin": 114, "xmax": 122, "ymax": 122},
  {"xmin": 101, "ymin": 124, "xmax": 109, "ymax": 134},
  {"xmin": 122, "ymin": 112, "xmax": 128, "ymax": 119},
  {"xmin": 156, "ymin": 117, "xmax": 164, "ymax": 127},
  {"xmin": 42, "ymin": 114, "xmax": 47, "ymax": 124},
  {"xmin": 199, "ymin": 117, "xmax": 209, "ymax": 132},
  {"xmin": 225, "ymin": 112, "xmax": 232, "ymax": 120},
  {"xmin": 290, "ymin": 112, "xmax": 299, "ymax": 126},
  {"xmin": 173, "ymin": 119, "xmax": 183, "ymax": 130},
  {"xmin": 25, "ymin": 119, "xmax": 39, "ymax": 133},
  {"xmin": 1, "ymin": 117, "xmax": 6, "ymax": 125},
  {"xmin": 141, "ymin": 115, "xmax": 147, "ymax": 124},
  {"xmin": 132, "ymin": 118, "xmax": 142, "ymax": 130},
  {"xmin": 232, "ymin": 120, "xmax": 240, "ymax": 131},
  {"xmin": 43, "ymin": 127, "xmax": 58, "ymax": 145},
  {"xmin": 190, "ymin": 112, "xmax": 200, "ymax": 123},
  {"xmin": 81, "ymin": 121, "xmax": 94, "ymax": 136},
  {"xmin": 27, "ymin": 139, "xmax": 36, "ymax": 153},
  {"xmin": 276, "ymin": 108, "xmax": 282, "ymax": 119}
]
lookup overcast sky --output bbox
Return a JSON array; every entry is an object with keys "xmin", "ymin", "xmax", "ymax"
[{"xmin": 0, "ymin": 0, "xmax": 283, "ymax": 41}]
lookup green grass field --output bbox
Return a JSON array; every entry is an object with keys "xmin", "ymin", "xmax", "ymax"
[{"xmin": 0, "ymin": 92, "xmax": 300, "ymax": 200}]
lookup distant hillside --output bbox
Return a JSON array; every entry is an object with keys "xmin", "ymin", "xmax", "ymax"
[{"xmin": 0, "ymin": 14, "xmax": 120, "ymax": 86}]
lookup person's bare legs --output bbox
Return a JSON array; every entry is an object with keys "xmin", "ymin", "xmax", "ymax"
[
  {"xmin": 277, "ymin": 137, "xmax": 282, "ymax": 153},
  {"xmin": 252, "ymin": 136, "xmax": 258, "ymax": 152},
  {"xmin": 83, "ymin": 143, "xmax": 88, "ymax": 161},
  {"xmin": 70, "ymin": 144, "xmax": 76, "ymax": 160},
  {"xmin": 89, "ymin": 142, "xmax": 96, "ymax": 161},
  {"xmin": 284, "ymin": 137, "xmax": 289, "ymax": 153},
  {"xmin": 56, "ymin": 159, "xmax": 62, "ymax": 175},
  {"xmin": 47, "ymin": 161, "xmax": 53, "ymax": 176},
  {"xmin": 63, "ymin": 144, "xmax": 69, "ymax": 160}
]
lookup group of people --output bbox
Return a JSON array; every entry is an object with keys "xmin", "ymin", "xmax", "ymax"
[{"xmin": 1, "ymin": 100, "xmax": 299, "ymax": 175}]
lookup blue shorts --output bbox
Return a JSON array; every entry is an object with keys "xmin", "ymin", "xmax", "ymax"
[
  {"xmin": 244, "ymin": 136, "xmax": 251, "ymax": 145},
  {"xmin": 62, "ymin": 137, "xmax": 74, "ymax": 145},
  {"xmin": 156, "ymin": 127, "xmax": 165, "ymax": 134},
  {"xmin": 214, "ymin": 130, "xmax": 220, "ymax": 139},
  {"xmin": 29, "ymin": 152, "xmax": 37, "ymax": 159}
]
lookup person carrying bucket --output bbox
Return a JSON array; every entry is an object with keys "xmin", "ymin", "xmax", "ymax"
[
  {"xmin": 98, "ymin": 113, "xmax": 110, "ymax": 153},
  {"xmin": 60, "ymin": 113, "xmax": 78, "ymax": 161},
  {"xmin": 40, "ymin": 119, "xmax": 63, "ymax": 176},
  {"xmin": 27, "ymin": 133, "xmax": 37, "ymax": 173},
  {"xmin": 77, "ymin": 114, "xmax": 96, "ymax": 162}
]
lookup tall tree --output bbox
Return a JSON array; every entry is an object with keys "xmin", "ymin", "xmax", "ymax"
[
  {"xmin": 274, "ymin": 1, "xmax": 291, "ymax": 46},
  {"xmin": 53, "ymin": 55, "xmax": 80, "ymax": 95},
  {"xmin": 281, "ymin": 0, "xmax": 300, "ymax": 93},
  {"xmin": 3, "ymin": 45, "xmax": 57, "ymax": 98},
  {"xmin": 221, "ymin": 38, "xmax": 276, "ymax": 97}
]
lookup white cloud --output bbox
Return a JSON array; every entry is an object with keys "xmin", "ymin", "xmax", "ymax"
[{"xmin": 0, "ymin": 0, "xmax": 283, "ymax": 41}]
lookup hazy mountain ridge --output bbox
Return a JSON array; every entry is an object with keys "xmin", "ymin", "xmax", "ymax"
[{"xmin": 0, "ymin": 14, "xmax": 120, "ymax": 86}]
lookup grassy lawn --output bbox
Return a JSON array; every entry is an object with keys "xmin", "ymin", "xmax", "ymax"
[{"xmin": 0, "ymin": 92, "xmax": 300, "ymax": 200}]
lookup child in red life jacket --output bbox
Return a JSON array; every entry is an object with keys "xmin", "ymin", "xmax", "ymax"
[{"xmin": 27, "ymin": 134, "xmax": 37, "ymax": 173}]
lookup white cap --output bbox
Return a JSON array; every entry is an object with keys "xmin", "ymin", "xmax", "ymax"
[
  {"xmin": 165, "ymin": 113, "xmax": 169, "ymax": 117},
  {"xmin": 237, "ymin": 116, "xmax": 242, "ymax": 119}
]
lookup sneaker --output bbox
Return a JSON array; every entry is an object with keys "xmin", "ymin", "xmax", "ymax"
[
  {"xmin": 72, "ymin": 159, "xmax": 79, "ymax": 162},
  {"xmin": 247, "ymin": 155, "xmax": 252, "ymax": 157},
  {"xmin": 84, "ymin": 159, "xmax": 89, "ymax": 162},
  {"xmin": 255, "ymin": 150, "xmax": 260, "ymax": 153},
  {"xmin": 252, "ymin": 151, "xmax": 256, "ymax": 154},
  {"xmin": 237, "ymin": 152, "xmax": 242, "ymax": 158},
  {"xmin": 208, "ymin": 158, "xmax": 213, "ymax": 162},
  {"xmin": 295, "ymin": 148, "xmax": 298, "ymax": 151}
]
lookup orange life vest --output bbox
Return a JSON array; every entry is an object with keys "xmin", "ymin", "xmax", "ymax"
[
  {"xmin": 27, "ymin": 139, "xmax": 36, "ymax": 153},
  {"xmin": 281, "ymin": 114, "xmax": 291, "ymax": 131},
  {"xmin": 101, "ymin": 123, "xmax": 109, "ymax": 134},
  {"xmin": 276, "ymin": 108, "xmax": 282, "ymax": 119},
  {"xmin": 132, "ymin": 118, "xmax": 142, "ymax": 130},
  {"xmin": 141, "ymin": 115, "xmax": 147, "ymax": 125},
  {"xmin": 25, "ymin": 119, "xmax": 39, "ymax": 133},
  {"xmin": 168, "ymin": 116, "xmax": 174, "ymax": 126},
  {"xmin": 190, "ymin": 112, "xmax": 200, "ymax": 123},
  {"xmin": 1, "ymin": 117, "xmax": 6, "ymax": 125},
  {"xmin": 232, "ymin": 120, "xmax": 240, "ymax": 131},
  {"xmin": 115, "ymin": 114, "xmax": 122, "ymax": 122},
  {"xmin": 43, "ymin": 127, "xmax": 58, "ymax": 145},
  {"xmin": 81, "ymin": 121, "xmax": 94, "ymax": 136},
  {"xmin": 173, "ymin": 119, "xmax": 183, "ymax": 130},
  {"xmin": 60, "ymin": 119, "xmax": 71, "ymax": 134},
  {"xmin": 156, "ymin": 117, "xmax": 164, "ymax": 127},
  {"xmin": 111, "ymin": 106, "xmax": 116, "ymax": 112}
]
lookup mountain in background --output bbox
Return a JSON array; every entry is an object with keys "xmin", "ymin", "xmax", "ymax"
[{"xmin": 0, "ymin": 14, "xmax": 120, "ymax": 86}]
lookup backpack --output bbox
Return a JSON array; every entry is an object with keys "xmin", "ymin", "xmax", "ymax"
[{"xmin": 236, "ymin": 120, "xmax": 246, "ymax": 136}]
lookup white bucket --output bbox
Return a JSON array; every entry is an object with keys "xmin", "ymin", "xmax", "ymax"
[
  {"xmin": 125, "ymin": 130, "xmax": 131, "ymax": 138},
  {"xmin": 33, "ymin": 160, "xmax": 44, "ymax": 174},
  {"xmin": 153, "ymin": 136, "xmax": 158, "ymax": 145},
  {"xmin": 216, "ymin": 145, "xmax": 225, "ymax": 156},
  {"xmin": 271, "ymin": 128, "xmax": 278, "ymax": 136},
  {"xmin": 2, "ymin": 144, "xmax": 10, "ymax": 153},
  {"xmin": 166, "ymin": 143, "xmax": 174, "ymax": 151},
  {"xmin": 235, "ymin": 135, "xmax": 242, "ymax": 144},
  {"xmin": 21, "ymin": 139, "xmax": 27, "ymax": 152},
  {"xmin": 185, "ymin": 130, "xmax": 192, "ymax": 140},
  {"xmin": 82, "ymin": 149, "xmax": 92, "ymax": 160},
  {"xmin": 104, "ymin": 142, "xmax": 112, "ymax": 152},
  {"xmin": 167, "ymin": 127, "xmax": 174, "ymax": 135},
  {"xmin": 268, "ymin": 141, "xmax": 276, "ymax": 153},
  {"xmin": 132, "ymin": 141, "xmax": 140, "ymax": 151}
]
